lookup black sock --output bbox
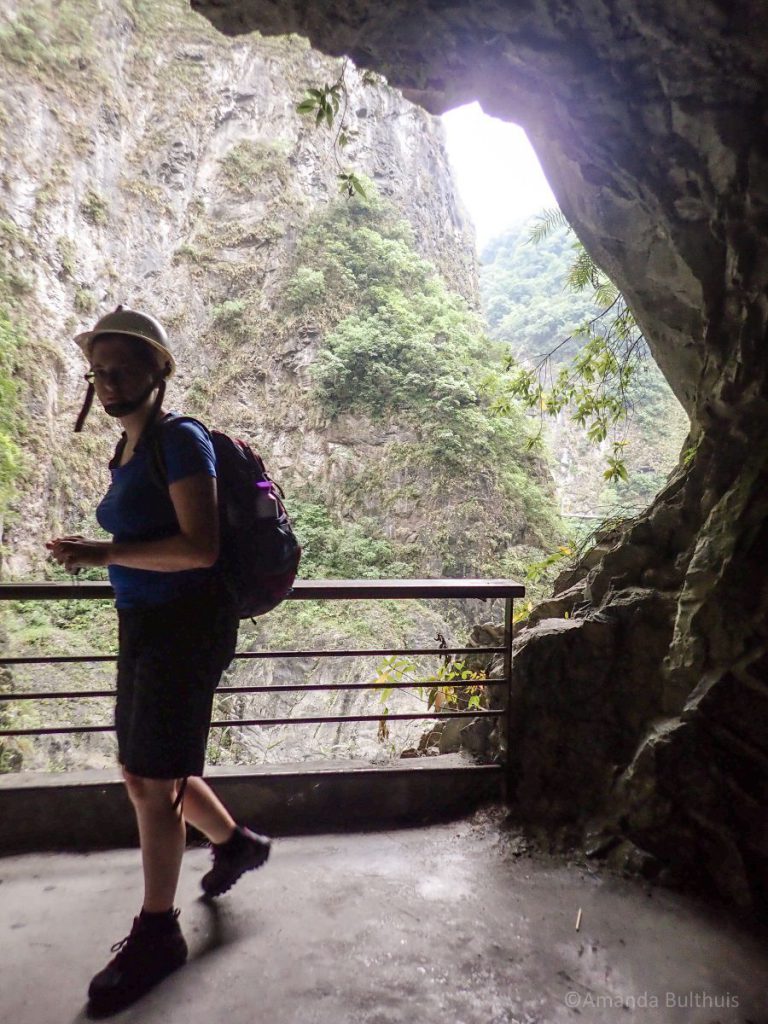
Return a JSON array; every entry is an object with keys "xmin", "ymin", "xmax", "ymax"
[
  {"xmin": 139, "ymin": 907, "xmax": 177, "ymax": 929},
  {"xmin": 215, "ymin": 825, "xmax": 242, "ymax": 851}
]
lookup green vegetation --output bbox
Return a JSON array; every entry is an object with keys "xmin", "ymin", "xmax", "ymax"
[
  {"xmin": 5, "ymin": 585, "xmax": 115, "ymax": 656},
  {"xmin": 285, "ymin": 188, "xmax": 561, "ymax": 563},
  {"xmin": 56, "ymin": 237, "xmax": 77, "ymax": 279},
  {"xmin": 33, "ymin": 161, "xmax": 71, "ymax": 215},
  {"xmin": 219, "ymin": 140, "xmax": 291, "ymax": 195},
  {"xmin": 285, "ymin": 268, "xmax": 326, "ymax": 311},
  {"xmin": 73, "ymin": 287, "xmax": 96, "ymax": 315},
  {"xmin": 211, "ymin": 298, "xmax": 246, "ymax": 324},
  {"xmin": 80, "ymin": 189, "xmax": 108, "ymax": 226},
  {"xmin": 295, "ymin": 59, "xmax": 371, "ymax": 198},
  {"xmin": 181, "ymin": 297, "xmax": 282, "ymax": 411},
  {"xmin": 312, "ymin": 284, "xmax": 484, "ymax": 421},
  {"xmin": 479, "ymin": 214, "xmax": 688, "ymax": 511},
  {"xmin": 289, "ymin": 497, "xmax": 415, "ymax": 580},
  {"xmin": 0, "ymin": 220, "xmax": 36, "ymax": 300},
  {"xmin": 0, "ymin": 309, "xmax": 23, "ymax": 517},
  {"xmin": 597, "ymin": 359, "xmax": 689, "ymax": 508},
  {"xmin": 500, "ymin": 209, "xmax": 648, "ymax": 480},
  {"xmin": 0, "ymin": 2, "xmax": 100, "ymax": 84},
  {"xmin": 0, "ymin": 219, "xmax": 57, "ymax": 547},
  {"xmin": 171, "ymin": 217, "xmax": 285, "ymax": 297},
  {"xmin": 297, "ymin": 196, "xmax": 491, "ymax": 421},
  {"xmin": 371, "ymin": 653, "xmax": 488, "ymax": 719},
  {"xmin": 177, "ymin": 188, "xmax": 561, "ymax": 590},
  {"xmin": 480, "ymin": 217, "xmax": 598, "ymax": 361},
  {"xmin": 120, "ymin": 177, "xmax": 169, "ymax": 211}
]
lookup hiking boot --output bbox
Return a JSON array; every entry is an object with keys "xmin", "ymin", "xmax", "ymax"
[
  {"xmin": 201, "ymin": 824, "xmax": 271, "ymax": 897},
  {"xmin": 87, "ymin": 909, "xmax": 187, "ymax": 1017}
]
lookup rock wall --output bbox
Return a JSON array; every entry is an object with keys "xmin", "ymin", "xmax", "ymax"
[
  {"xmin": 0, "ymin": 0, "xmax": 477, "ymax": 575},
  {"xmin": 3, "ymin": 0, "xmax": 534, "ymax": 773},
  {"xmin": 193, "ymin": 0, "xmax": 768, "ymax": 911}
]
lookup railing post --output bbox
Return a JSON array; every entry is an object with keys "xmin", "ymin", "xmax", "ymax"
[{"xmin": 502, "ymin": 595, "xmax": 514, "ymax": 805}]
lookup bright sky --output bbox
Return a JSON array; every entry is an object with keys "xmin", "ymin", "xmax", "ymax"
[{"xmin": 440, "ymin": 102, "xmax": 557, "ymax": 252}]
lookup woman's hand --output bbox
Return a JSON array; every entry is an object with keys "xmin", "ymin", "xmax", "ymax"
[{"xmin": 45, "ymin": 536, "xmax": 111, "ymax": 572}]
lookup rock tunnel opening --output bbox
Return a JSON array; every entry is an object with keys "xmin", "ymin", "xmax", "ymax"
[
  {"xmin": 188, "ymin": 0, "xmax": 768, "ymax": 914},
  {"xmin": 441, "ymin": 100, "xmax": 690, "ymax": 525},
  {"xmin": 0, "ymin": 0, "xmax": 765, "ymax": 918}
]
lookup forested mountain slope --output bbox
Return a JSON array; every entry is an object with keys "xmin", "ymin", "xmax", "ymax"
[{"xmin": 480, "ymin": 220, "xmax": 690, "ymax": 522}]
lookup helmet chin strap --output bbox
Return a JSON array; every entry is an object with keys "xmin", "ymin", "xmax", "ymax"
[
  {"xmin": 102, "ymin": 366, "xmax": 169, "ymax": 417},
  {"xmin": 73, "ymin": 365, "xmax": 170, "ymax": 432},
  {"xmin": 102, "ymin": 378, "xmax": 159, "ymax": 417},
  {"xmin": 73, "ymin": 383, "xmax": 95, "ymax": 433}
]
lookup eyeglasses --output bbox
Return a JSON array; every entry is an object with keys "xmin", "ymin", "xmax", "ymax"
[{"xmin": 84, "ymin": 366, "xmax": 147, "ymax": 385}]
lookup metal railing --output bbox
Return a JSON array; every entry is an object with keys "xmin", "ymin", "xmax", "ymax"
[{"xmin": 0, "ymin": 578, "xmax": 523, "ymax": 769}]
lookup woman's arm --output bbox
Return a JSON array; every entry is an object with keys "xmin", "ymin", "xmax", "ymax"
[
  {"xmin": 47, "ymin": 472, "xmax": 220, "ymax": 572},
  {"xmin": 110, "ymin": 471, "xmax": 220, "ymax": 570}
]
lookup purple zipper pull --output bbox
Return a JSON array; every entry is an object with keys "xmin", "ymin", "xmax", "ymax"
[{"xmin": 254, "ymin": 480, "xmax": 278, "ymax": 518}]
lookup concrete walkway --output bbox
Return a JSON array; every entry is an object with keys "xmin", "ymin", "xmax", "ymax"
[{"xmin": 1, "ymin": 811, "xmax": 766, "ymax": 1024}]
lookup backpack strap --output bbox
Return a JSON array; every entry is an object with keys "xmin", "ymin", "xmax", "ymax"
[
  {"xmin": 145, "ymin": 413, "xmax": 213, "ymax": 492},
  {"xmin": 109, "ymin": 432, "xmax": 129, "ymax": 471}
]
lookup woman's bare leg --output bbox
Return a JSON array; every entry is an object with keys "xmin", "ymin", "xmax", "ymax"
[
  {"xmin": 123, "ymin": 772, "xmax": 186, "ymax": 912},
  {"xmin": 179, "ymin": 778, "xmax": 271, "ymax": 899},
  {"xmin": 175, "ymin": 775, "xmax": 236, "ymax": 845}
]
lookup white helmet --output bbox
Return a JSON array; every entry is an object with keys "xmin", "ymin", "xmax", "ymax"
[{"xmin": 75, "ymin": 305, "xmax": 176, "ymax": 378}]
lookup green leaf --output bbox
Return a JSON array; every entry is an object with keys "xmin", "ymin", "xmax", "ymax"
[{"xmin": 526, "ymin": 207, "xmax": 570, "ymax": 245}]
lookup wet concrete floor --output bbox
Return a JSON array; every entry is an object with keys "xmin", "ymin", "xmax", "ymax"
[{"xmin": 1, "ymin": 810, "xmax": 766, "ymax": 1024}]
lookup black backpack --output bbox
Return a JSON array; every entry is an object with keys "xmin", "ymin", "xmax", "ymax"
[{"xmin": 145, "ymin": 414, "xmax": 302, "ymax": 620}]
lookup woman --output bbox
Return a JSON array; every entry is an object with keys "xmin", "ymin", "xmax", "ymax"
[{"xmin": 46, "ymin": 306, "xmax": 270, "ymax": 1016}]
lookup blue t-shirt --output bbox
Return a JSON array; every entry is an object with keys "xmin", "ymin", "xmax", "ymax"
[{"xmin": 96, "ymin": 413, "xmax": 220, "ymax": 609}]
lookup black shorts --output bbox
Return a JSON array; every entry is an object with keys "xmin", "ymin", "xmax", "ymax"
[{"xmin": 115, "ymin": 574, "xmax": 239, "ymax": 779}]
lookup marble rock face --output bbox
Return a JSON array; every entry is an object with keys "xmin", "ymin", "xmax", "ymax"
[{"xmin": 193, "ymin": 0, "xmax": 768, "ymax": 910}]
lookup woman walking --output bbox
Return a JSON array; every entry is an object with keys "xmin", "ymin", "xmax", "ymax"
[{"xmin": 46, "ymin": 306, "xmax": 270, "ymax": 1016}]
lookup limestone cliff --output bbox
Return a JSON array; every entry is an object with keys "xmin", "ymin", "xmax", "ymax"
[
  {"xmin": 0, "ymin": 0, "xmax": 480, "ymax": 577},
  {"xmin": 0, "ymin": 0, "xmax": 558, "ymax": 774}
]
